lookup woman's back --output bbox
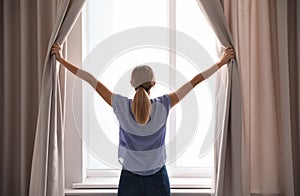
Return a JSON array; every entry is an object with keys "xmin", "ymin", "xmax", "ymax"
[{"xmin": 112, "ymin": 94, "xmax": 171, "ymax": 175}]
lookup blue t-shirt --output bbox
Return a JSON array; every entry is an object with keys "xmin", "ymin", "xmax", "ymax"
[{"xmin": 112, "ymin": 94, "xmax": 171, "ymax": 176}]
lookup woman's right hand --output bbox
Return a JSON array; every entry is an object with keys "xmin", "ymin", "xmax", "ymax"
[{"xmin": 51, "ymin": 42, "xmax": 63, "ymax": 62}]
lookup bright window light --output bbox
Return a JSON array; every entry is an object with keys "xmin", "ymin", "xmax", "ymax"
[{"xmin": 82, "ymin": 0, "xmax": 219, "ymax": 180}]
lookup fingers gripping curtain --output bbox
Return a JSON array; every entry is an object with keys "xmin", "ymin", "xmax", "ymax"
[
  {"xmin": 196, "ymin": 0, "xmax": 243, "ymax": 195},
  {"xmin": 29, "ymin": 0, "xmax": 85, "ymax": 195}
]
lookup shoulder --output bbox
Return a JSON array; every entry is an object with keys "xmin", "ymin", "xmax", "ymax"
[
  {"xmin": 112, "ymin": 94, "xmax": 128, "ymax": 102},
  {"xmin": 151, "ymin": 94, "xmax": 171, "ymax": 110},
  {"xmin": 112, "ymin": 94, "xmax": 129, "ymax": 110}
]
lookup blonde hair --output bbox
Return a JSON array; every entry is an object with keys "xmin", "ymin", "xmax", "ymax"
[
  {"xmin": 130, "ymin": 65, "xmax": 155, "ymax": 125},
  {"xmin": 131, "ymin": 81, "xmax": 154, "ymax": 125}
]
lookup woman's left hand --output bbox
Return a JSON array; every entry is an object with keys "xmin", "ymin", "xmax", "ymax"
[{"xmin": 218, "ymin": 46, "xmax": 235, "ymax": 67}]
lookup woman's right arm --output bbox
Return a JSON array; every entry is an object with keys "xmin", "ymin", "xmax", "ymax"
[{"xmin": 51, "ymin": 42, "xmax": 113, "ymax": 106}]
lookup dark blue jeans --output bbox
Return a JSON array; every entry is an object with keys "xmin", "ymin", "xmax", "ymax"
[{"xmin": 118, "ymin": 166, "xmax": 170, "ymax": 196}]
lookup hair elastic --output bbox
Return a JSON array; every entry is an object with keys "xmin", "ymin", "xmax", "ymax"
[{"xmin": 135, "ymin": 85, "xmax": 150, "ymax": 92}]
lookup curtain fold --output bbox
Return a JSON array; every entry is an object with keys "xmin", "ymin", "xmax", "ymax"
[
  {"xmin": 1, "ymin": 0, "xmax": 57, "ymax": 195},
  {"xmin": 29, "ymin": 1, "xmax": 85, "ymax": 195},
  {"xmin": 224, "ymin": 0, "xmax": 300, "ymax": 195},
  {"xmin": 196, "ymin": 0, "xmax": 243, "ymax": 195},
  {"xmin": 197, "ymin": 0, "xmax": 300, "ymax": 195}
]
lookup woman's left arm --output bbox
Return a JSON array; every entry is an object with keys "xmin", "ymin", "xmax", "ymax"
[{"xmin": 51, "ymin": 42, "xmax": 113, "ymax": 106}]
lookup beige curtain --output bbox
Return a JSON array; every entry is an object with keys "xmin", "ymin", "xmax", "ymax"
[
  {"xmin": 29, "ymin": 1, "xmax": 85, "ymax": 196},
  {"xmin": 225, "ymin": 0, "xmax": 300, "ymax": 195},
  {"xmin": 0, "ymin": 0, "xmax": 85, "ymax": 196},
  {"xmin": 198, "ymin": 0, "xmax": 300, "ymax": 195},
  {"xmin": 196, "ymin": 0, "xmax": 243, "ymax": 195},
  {"xmin": 1, "ymin": 0, "xmax": 58, "ymax": 195}
]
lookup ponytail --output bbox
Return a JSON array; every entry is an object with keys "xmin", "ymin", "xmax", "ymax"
[{"xmin": 131, "ymin": 82, "xmax": 153, "ymax": 125}]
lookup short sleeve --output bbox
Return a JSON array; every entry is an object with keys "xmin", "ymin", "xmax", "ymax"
[
  {"xmin": 152, "ymin": 94, "xmax": 171, "ymax": 112},
  {"xmin": 112, "ymin": 94, "xmax": 128, "ymax": 116}
]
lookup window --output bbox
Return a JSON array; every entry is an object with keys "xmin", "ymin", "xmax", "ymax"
[{"xmin": 76, "ymin": 0, "xmax": 219, "ymax": 188}]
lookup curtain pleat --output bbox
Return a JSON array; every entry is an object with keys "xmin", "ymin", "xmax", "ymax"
[
  {"xmin": 196, "ymin": 0, "xmax": 243, "ymax": 195},
  {"xmin": 0, "ymin": 0, "xmax": 49, "ymax": 195},
  {"xmin": 29, "ymin": 1, "xmax": 85, "ymax": 195},
  {"xmin": 2, "ymin": 1, "xmax": 22, "ymax": 194},
  {"xmin": 199, "ymin": 0, "xmax": 300, "ymax": 195},
  {"xmin": 226, "ymin": 0, "xmax": 300, "ymax": 195}
]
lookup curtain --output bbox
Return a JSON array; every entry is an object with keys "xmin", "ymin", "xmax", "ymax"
[
  {"xmin": 196, "ymin": 0, "xmax": 243, "ymax": 195},
  {"xmin": 29, "ymin": 1, "xmax": 85, "ymax": 196},
  {"xmin": 197, "ymin": 0, "xmax": 300, "ymax": 195},
  {"xmin": 1, "ymin": 0, "xmax": 58, "ymax": 195},
  {"xmin": 224, "ymin": 0, "xmax": 300, "ymax": 195}
]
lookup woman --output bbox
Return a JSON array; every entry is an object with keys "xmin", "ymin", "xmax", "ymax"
[{"xmin": 51, "ymin": 42, "xmax": 234, "ymax": 196}]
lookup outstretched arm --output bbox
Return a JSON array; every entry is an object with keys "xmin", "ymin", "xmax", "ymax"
[
  {"xmin": 169, "ymin": 46, "xmax": 235, "ymax": 107},
  {"xmin": 51, "ymin": 42, "xmax": 113, "ymax": 106}
]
